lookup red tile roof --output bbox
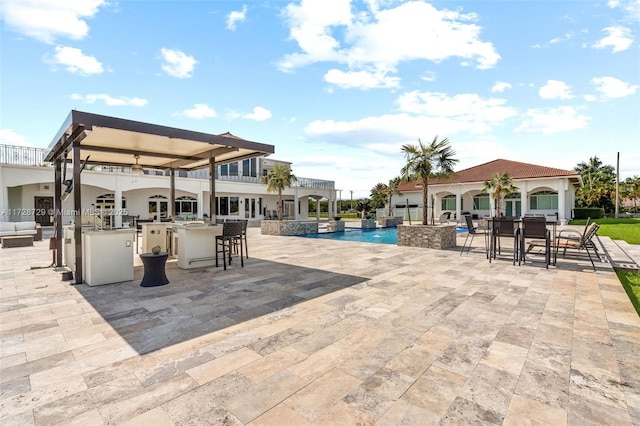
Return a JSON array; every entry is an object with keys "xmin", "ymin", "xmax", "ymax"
[{"xmin": 397, "ymin": 159, "xmax": 580, "ymax": 191}]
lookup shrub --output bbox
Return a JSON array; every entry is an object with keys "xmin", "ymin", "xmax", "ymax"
[{"xmin": 573, "ymin": 207, "xmax": 605, "ymax": 219}]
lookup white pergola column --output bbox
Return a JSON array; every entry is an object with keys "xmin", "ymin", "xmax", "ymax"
[
  {"xmin": 332, "ymin": 194, "xmax": 337, "ymax": 218},
  {"xmin": 294, "ymin": 189, "xmax": 300, "ymax": 220},
  {"xmin": 114, "ymin": 177, "xmax": 123, "ymax": 228},
  {"xmin": 558, "ymin": 178, "xmax": 566, "ymax": 221},
  {"xmin": 197, "ymin": 183, "xmax": 204, "ymax": 218},
  {"xmin": 455, "ymin": 187, "xmax": 461, "ymax": 223},
  {"xmin": 520, "ymin": 180, "xmax": 528, "ymax": 217},
  {"xmin": 0, "ymin": 182, "xmax": 8, "ymax": 221}
]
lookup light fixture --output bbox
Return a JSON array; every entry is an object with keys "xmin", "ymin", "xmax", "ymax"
[{"xmin": 132, "ymin": 154, "xmax": 144, "ymax": 176}]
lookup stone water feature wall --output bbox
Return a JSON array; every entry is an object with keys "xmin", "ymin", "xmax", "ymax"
[
  {"xmin": 361, "ymin": 219, "xmax": 376, "ymax": 229},
  {"xmin": 261, "ymin": 220, "xmax": 318, "ymax": 236},
  {"xmin": 397, "ymin": 224, "xmax": 457, "ymax": 249},
  {"xmin": 327, "ymin": 220, "xmax": 345, "ymax": 232},
  {"xmin": 378, "ymin": 216, "xmax": 403, "ymax": 227}
]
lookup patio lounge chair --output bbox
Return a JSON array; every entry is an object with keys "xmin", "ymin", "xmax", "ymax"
[
  {"xmin": 460, "ymin": 214, "xmax": 489, "ymax": 258},
  {"xmin": 555, "ymin": 222, "xmax": 601, "ymax": 270}
]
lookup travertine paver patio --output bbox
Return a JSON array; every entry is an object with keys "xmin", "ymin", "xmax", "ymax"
[{"xmin": 1, "ymin": 227, "xmax": 639, "ymax": 425}]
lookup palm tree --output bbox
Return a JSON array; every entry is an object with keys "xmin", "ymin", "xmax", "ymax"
[
  {"xmin": 400, "ymin": 136, "xmax": 458, "ymax": 225},
  {"xmin": 262, "ymin": 164, "xmax": 297, "ymax": 220},
  {"xmin": 370, "ymin": 182, "xmax": 388, "ymax": 211},
  {"xmin": 386, "ymin": 177, "xmax": 402, "ymax": 216},
  {"xmin": 482, "ymin": 172, "xmax": 518, "ymax": 217},
  {"xmin": 356, "ymin": 198, "xmax": 371, "ymax": 219}
]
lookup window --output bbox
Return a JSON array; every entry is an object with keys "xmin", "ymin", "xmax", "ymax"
[
  {"xmin": 530, "ymin": 191, "xmax": 558, "ymax": 210},
  {"xmin": 473, "ymin": 195, "xmax": 490, "ymax": 210},
  {"xmin": 441, "ymin": 195, "xmax": 460, "ymax": 211},
  {"xmin": 242, "ymin": 158, "xmax": 257, "ymax": 177},
  {"xmin": 148, "ymin": 195, "xmax": 168, "ymax": 219},
  {"xmin": 174, "ymin": 196, "xmax": 197, "ymax": 216},
  {"xmin": 216, "ymin": 196, "xmax": 239, "ymax": 215},
  {"xmin": 96, "ymin": 193, "xmax": 126, "ymax": 209},
  {"xmin": 220, "ymin": 164, "xmax": 228, "ymax": 176},
  {"xmin": 229, "ymin": 197, "xmax": 239, "ymax": 215},
  {"xmin": 229, "ymin": 162, "xmax": 238, "ymax": 176},
  {"xmin": 219, "ymin": 197, "xmax": 229, "ymax": 215}
]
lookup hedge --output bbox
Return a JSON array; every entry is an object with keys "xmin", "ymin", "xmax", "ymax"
[{"xmin": 573, "ymin": 207, "xmax": 605, "ymax": 219}]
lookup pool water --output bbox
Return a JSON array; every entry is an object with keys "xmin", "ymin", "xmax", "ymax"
[{"xmin": 299, "ymin": 226, "xmax": 468, "ymax": 245}]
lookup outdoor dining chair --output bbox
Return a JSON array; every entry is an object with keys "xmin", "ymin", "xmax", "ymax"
[
  {"xmin": 460, "ymin": 214, "xmax": 489, "ymax": 258},
  {"xmin": 519, "ymin": 216, "xmax": 550, "ymax": 268},
  {"xmin": 489, "ymin": 217, "xmax": 519, "ymax": 265},
  {"xmin": 215, "ymin": 221, "xmax": 244, "ymax": 270}
]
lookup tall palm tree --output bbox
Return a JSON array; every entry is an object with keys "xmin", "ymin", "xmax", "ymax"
[
  {"xmin": 400, "ymin": 136, "xmax": 458, "ymax": 225},
  {"xmin": 386, "ymin": 177, "xmax": 402, "ymax": 216},
  {"xmin": 482, "ymin": 172, "xmax": 518, "ymax": 217},
  {"xmin": 262, "ymin": 164, "xmax": 297, "ymax": 220}
]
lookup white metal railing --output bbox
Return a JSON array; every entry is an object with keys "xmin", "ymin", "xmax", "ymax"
[
  {"xmin": 0, "ymin": 144, "xmax": 50, "ymax": 166},
  {"xmin": 1, "ymin": 144, "xmax": 336, "ymax": 192}
]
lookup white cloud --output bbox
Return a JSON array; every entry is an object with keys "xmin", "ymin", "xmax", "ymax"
[
  {"xmin": 591, "ymin": 76, "xmax": 639, "ymax": 98},
  {"xmin": 303, "ymin": 90, "xmax": 518, "ymax": 153},
  {"xmin": 160, "ymin": 48, "xmax": 197, "ymax": 78},
  {"xmin": 324, "ymin": 68, "xmax": 401, "ymax": 89},
  {"xmin": 278, "ymin": 1, "xmax": 500, "ymax": 87},
  {"xmin": 420, "ymin": 71, "xmax": 436, "ymax": 82},
  {"xmin": 549, "ymin": 32, "xmax": 575, "ymax": 44},
  {"xmin": 538, "ymin": 80, "xmax": 573, "ymax": 99},
  {"xmin": 584, "ymin": 94, "xmax": 598, "ymax": 102},
  {"xmin": 0, "ymin": 129, "xmax": 32, "ymax": 147},
  {"xmin": 397, "ymin": 91, "xmax": 517, "ymax": 123},
  {"xmin": 182, "ymin": 104, "xmax": 217, "ymax": 119},
  {"xmin": 491, "ymin": 81, "xmax": 512, "ymax": 93},
  {"xmin": 592, "ymin": 26, "xmax": 633, "ymax": 52},
  {"xmin": 228, "ymin": 106, "xmax": 272, "ymax": 121},
  {"xmin": 226, "ymin": 5, "xmax": 247, "ymax": 30},
  {"xmin": 46, "ymin": 46, "xmax": 103, "ymax": 75},
  {"xmin": 607, "ymin": 0, "xmax": 640, "ymax": 21},
  {"xmin": 70, "ymin": 93, "xmax": 148, "ymax": 107},
  {"xmin": 515, "ymin": 106, "xmax": 590, "ymax": 135},
  {"xmin": 0, "ymin": 0, "xmax": 107, "ymax": 43}
]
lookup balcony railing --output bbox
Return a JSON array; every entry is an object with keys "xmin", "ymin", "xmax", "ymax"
[
  {"xmin": 1, "ymin": 144, "xmax": 335, "ymax": 190},
  {"xmin": 0, "ymin": 144, "xmax": 50, "ymax": 166}
]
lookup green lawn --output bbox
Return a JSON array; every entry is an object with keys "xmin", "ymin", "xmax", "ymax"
[
  {"xmin": 617, "ymin": 270, "xmax": 640, "ymax": 317},
  {"xmin": 568, "ymin": 218, "xmax": 640, "ymax": 245}
]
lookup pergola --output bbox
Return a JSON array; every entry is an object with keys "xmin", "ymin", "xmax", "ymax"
[{"xmin": 44, "ymin": 110, "xmax": 275, "ymax": 285}]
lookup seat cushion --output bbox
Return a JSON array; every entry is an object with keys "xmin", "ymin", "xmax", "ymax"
[
  {"xmin": 557, "ymin": 238, "xmax": 580, "ymax": 249},
  {"xmin": 0, "ymin": 222, "xmax": 16, "ymax": 233},
  {"xmin": 15, "ymin": 229, "xmax": 37, "ymax": 236},
  {"xmin": 14, "ymin": 221, "xmax": 37, "ymax": 232}
]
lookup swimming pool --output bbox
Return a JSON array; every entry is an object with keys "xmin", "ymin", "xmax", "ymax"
[{"xmin": 299, "ymin": 226, "xmax": 468, "ymax": 245}]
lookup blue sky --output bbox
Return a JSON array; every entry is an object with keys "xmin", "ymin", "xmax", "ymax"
[{"xmin": 1, "ymin": 0, "xmax": 638, "ymax": 198}]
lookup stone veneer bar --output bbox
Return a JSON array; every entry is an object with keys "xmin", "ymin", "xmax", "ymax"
[
  {"xmin": 397, "ymin": 224, "xmax": 457, "ymax": 249},
  {"xmin": 260, "ymin": 220, "xmax": 319, "ymax": 236}
]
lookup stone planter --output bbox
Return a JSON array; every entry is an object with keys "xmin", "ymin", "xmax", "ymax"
[
  {"xmin": 378, "ymin": 216, "xmax": 403, "ymax": 227},
  {"xmin": 261, "ymin": 220, "xmax": 318, "ymax": 236},
  {"xmin": 327, "ymin": 220, "xmax": 345, "ymax": 232},
  {"xmin": 361, "ymin": 219, "xmax": 376, "ymax": 229},
  {"xmin": 397, "ymin": 224, "xmax": 457, "ymax": 250}
]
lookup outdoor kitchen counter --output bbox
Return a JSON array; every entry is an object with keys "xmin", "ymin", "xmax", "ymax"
[{"xmin": 172, "ymin": 224, "xmax": 223, "ymax": 269}]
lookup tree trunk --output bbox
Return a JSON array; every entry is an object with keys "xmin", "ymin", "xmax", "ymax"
[
  {"xmin": 278, "ymin": 190, "xmax": 283, "ymax": 220},
  {"xmin": 422, "ymin": 186, "xmax": 429, "ymax": 225}
]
